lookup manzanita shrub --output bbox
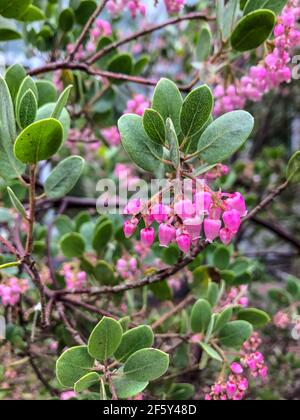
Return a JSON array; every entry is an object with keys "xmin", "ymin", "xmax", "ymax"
[{"xmin": 0, "ymin": 0, "xmax": 300, "ymax": 401}]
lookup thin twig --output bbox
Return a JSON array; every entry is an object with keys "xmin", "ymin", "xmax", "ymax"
[
  {"xmin": 68, "ymin": 0, "xmax": 109, "ymax": 62},
  {"xmin": 151, "ymin": 295, "xmax": 194, "ymax": 330}
]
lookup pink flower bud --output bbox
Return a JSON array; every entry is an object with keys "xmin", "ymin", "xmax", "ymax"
[
  {"xmin": 223, "ymin": 209, "xmax": 241, "ymax": 234},
  {"xmin": 204, "ymin": 219, "xmax": 221, "ymax": 242},
  {"xmin": 231, "ymin": 362, "xmax": 244, "ymax": 375},
  {"xmin": 123, "ymin": 199, "xmax": 143, "ymax": 215},
  {"xmin": 176, "ymin": 233, "xmax": 191, "ymax": 253},
  {"xmin": 151, "ymin": 203, "xmax": 170, "ymax": 223},
  {"xmin": 174, "ymin": 199, "xmax": 195, "ymax": 220},
  {"xmin": 123, "ymin": 220, "xmax": 137, "ymax": 238},
  {"xmin": 238, "ymin": 378, "xmax": 248, "ymax": 392},
  {"xmin": 226, "ymin": 381, "xmax": 237, "ymax": 396},
  {"xmin": 183, "ymin": 216, "xmax": 202, "ymax": 241},
  {"xmin": 141, "ymin": 227, "xmax": 155, "ymax": 247},
  {"xmin": 158, "ymin": 224, "xmax": 176, "ymax": 247},
  {"xmin": 220, "ymin": 228, "xmax": 234, "ymax": 245},
  {"xmin": 226, "ymin": 193, "xmax": 247, "ymax": 217}
]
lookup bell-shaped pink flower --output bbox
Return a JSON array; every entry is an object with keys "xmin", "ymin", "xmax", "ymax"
[
  {"xmin": 183, "ymin": 216, "xmax": 202, "ymax": 241},
  {"xmin": 204, "ymin": 219, "xmax": 221, "ymax": 242},
  {"xmin": 174, "ymin": 199, "xmax": 195, "ymax": 220},
  {"xmin": 226, "ymin": 381, "xmax": 237, "ymax": 397},
  {"xmin": 158, "ymin": 224, "xmax": 176, "ymax": 247},
  {"xmin": 151, "ymin": 203, "xmax": 170, "ymax": 223},
  {"xmin": 176, "ymin": 233, "xmax": 191, "ymax": 253},
  {"xmin": 195, "ymin": 191, "xmax": 212, "ymax": 215},
  {"xmin": 123, "ymin": 199, "xmax": 143, "ymax": 215},
  {"xmin": 231, "ymin": 362, "xmax": 244, "ymax": 375},
  {"xmin": 223, "ymin": 209, "xmax": 241, "ymax": 234},
  {"xmin": 140, "ymin": 227, "xmax": 155, "ymax": 247},
  {"xmin": 220, "ymin": 228, "xmax": 234, "ymax": 246},
  {"xmin": 226, "ymin": 193, "xmax": 247, "ymax": 217},
  {"xmin": 123, "ymin": 220, "xmax": 138, "ymax": 238}
]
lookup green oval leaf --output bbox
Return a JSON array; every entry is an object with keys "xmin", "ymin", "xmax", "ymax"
[
  {"xmin": 287, "ymin": 151, "xmax": 300, "ymax": 183},
  {"xmin": 143, "ymin": 108, "xmax": 166, "ymax": 145},
  {"xmin": 219, "ymin": 320, "xmax": 253, "ymax": 348},
  {"xmin": 152, "ymin": 78, "xmax": 183, "ymax": 135},
  {"xmin": 35, "ymin": 81, "xmax": 57, "ymax": 107},
  {"xmin": 113, "ymin": 373, "xmax": 148, "ymax": 399},
  {"xmin": 36, "ymin": 103, "xmax": 70, "ymax": 141},
  {"xmin": 197, "ymin": 110, "xmax": 254, "ymax": 164},
  {"xmin": 60, "ymin": 232, "xmax": 86, "ymax": 258},
  {"xmin": 213, "ymin": 246, "xmax": 231, "ymax": 270},
  {"xmin": 20, "ymin": 5, "xmax": 45, "ymax": 22},
  {"xmin": 7, "ymin": 187, "xmax": 27, "ymax": 219},
  {"xmin": 166, "ymin": 118, "xmax": 180, "ymax": 169},
  {"xmin": 92, "ymin": 220, "xmax": 113, "ymax": 251},
  {"xmin": 124, "ymin": 348, "xmax": 169, "ymax": 382},
  {"xmin": 4, "ymin": 64, "xmax": 26, "ymax": 105},
  {"xmin": 14, "ymin": 118, "xmax": 64, "ymax": 164},
  {"xmin": 75, "ymin": 0, "xmax": 97, "ymax": 25},
  {"xmin": 51, "ymin": 85, "xmax": 73, "ymax": 120},
  {"xmin": 118, "ymin": 114, "xmax": 163, "ymax": 173},
  {"xmin": 191, "ymin": 299, "xmax": 212, "ymax": 333},
  {"xmin": 0, "ymin": 17, "xmax": 22, "ymax": 41},
  {"xmin": 237, "ymin": 308, "xmax": 270, "ymax": 328},
  {"xmin": 59, "ymin": 8, "xmax": 75, "ymax": 32},
  {"xmin": 180, "ymin": 85, "xmax": 213, "ymax": 138},
  {"xmin": 107, "ymin": 54, "xmax": 133, "ymax": 84},
  {"xmin": 115, "ymin": 326, "xmax": 154, "ymax": 363},
  {"xmin": 45, "ymin": 156, "xmax": 85, "ymax": 199},
  {"xmin": 17, "ymin": 89, "xmax": 38, "ymax": 129},
  {"xmin": 199, "ymin": 342, "xmax": 223, "ymax": 362},
  {"xmin": 214, "ymin": 307, "xmax": 233, "ymax": 333},
  {"xmin": 88, "ymin": 317, "xmax": 123, "ymax": 362},
  {"xmin": 243, "ymin": 0, "xmax": 288, "ymax": 15},
  {"xmin": 0, "ymin": 0, "xmax": 31, "ymax": 19},
  {"xmin": 94, "ymin": 260, "xmax": 116, "ymax": 285},
  {"xmin": 231, "ymin": 9, "xmax": 276, "ymax": 52},
  {"xmin": 74, "ymin": 372, "xmax": 100, "ymax": 393},
  {"xmin": 56, "ymin": 346, "xmax": 94, "ymax": 388},
  {"xmin": 0, "ymin": 75, "xmax": 25, "ymax": 180},
  {"xmin": 196, "ymin": 23, "xmax": 212, "ymax": 62},
  {"xmin": 16, "ymin": 76, "xmax": 38, "ymax": 114}
]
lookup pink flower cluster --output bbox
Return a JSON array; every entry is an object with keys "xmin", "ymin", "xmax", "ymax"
[
  {"xmin": 123, "ymin": 188, "xmax": 247, "ymax": 254},
  {"xmin": 273, "ymin": 310, "xmax": 290, "ymax": 329},
  {"xmin": 164, "ymin": 0, "xmax": 185, "ymax": 14},
  {"xmin": 214, "ymin": 0, "xmax": 300, "ymax": 115},
  {"xmin": 125, "ymin": 94, "xmax": 150, "ymax": 116},
  {"xmin": 116, "ymin": 257, "xmax": 138, "ymax": 279},
  {"xmin": 205, "ymin": 164, "xmax": 230, "ymax": 181},
  {"xmin": 87, "ymin": 19, "xmax": 112, "ymax": 53},
  {"xmin": 60, "ymin": 264, "xmax": 87, "ymax": 290},
  {"xmin": 219, "ymin": 285, "xmax": 249, "ymax": 309},
  {"xmin": 205, "ymin": 333, "xmax": 267, "ymax": 400},
  {"xmin": 101, "ymin": 126, "xmax": 121, "ymax": 147},
  {"xmin": 107, "ymin": 0, "xmax": 146, "ymax": 18},
  {"xmin": 205, "ymin": 363, "xmax": 249, "ymax": 400},
  {"xmin": 66, "ymin": 19, "xmax": 112, "ymax": 59},
  {"xmin": 0, "ymin": 278, "xmax": 29, "ymax": 307},
  {"xmin": 241, "ymin": 332, "xmax": 268, "ymax": 379}
]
